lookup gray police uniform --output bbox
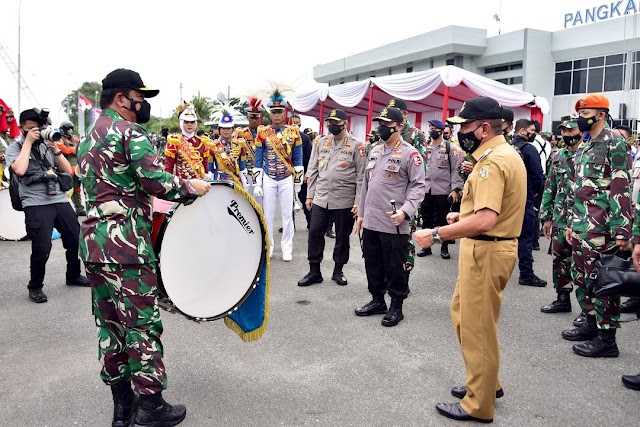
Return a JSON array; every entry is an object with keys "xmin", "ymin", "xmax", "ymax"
[
  {"xmin": 359, "ymin": 139, "xmax": 426, "ymax": 302},
  {"xmin": 307, "ymin": 134, "xmax": 366, "ymax": 268},
  {"xmin": 421, "ymin": 139, "xmax": 464, "ymax": 233}
]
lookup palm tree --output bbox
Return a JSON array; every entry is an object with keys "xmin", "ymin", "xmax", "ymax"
[{"xmin": 190, "ymin": 92, "xmax": 214, "ymax": 123}]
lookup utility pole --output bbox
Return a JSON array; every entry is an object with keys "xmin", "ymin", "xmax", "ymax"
[
  {"xmin": 18, "ymin": 0, "xmax": 22, "ymax": 112},
  {"xmin": 227, "ymin": 85, "xmax": 230, "ymax": 101},
  {"xmin": 179, "ymin": 83, "xmax": 183, "ymax": 102}
]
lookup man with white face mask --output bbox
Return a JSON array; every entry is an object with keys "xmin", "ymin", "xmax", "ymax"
[{"xmin": 164, "ymin": 104, "xmax": 211, "ymax": 179}]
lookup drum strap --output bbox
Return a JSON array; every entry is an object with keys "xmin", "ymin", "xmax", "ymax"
[
  {"xmin": 212, "ymin": 139, "xmax": 242, "ymax": 185},
  {"xmin": 264, "ymin": 127, "xmax": 295, "ymax": 174}
]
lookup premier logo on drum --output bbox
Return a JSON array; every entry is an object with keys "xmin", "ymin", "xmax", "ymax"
[{"xmin": 228, "ymin": 200, "xmax": 255, "ymax": 235}]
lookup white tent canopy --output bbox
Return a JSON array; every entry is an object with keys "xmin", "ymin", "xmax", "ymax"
[{"xmin": 292, "ymin": 65, "xmax": 549, "ymax": 140}]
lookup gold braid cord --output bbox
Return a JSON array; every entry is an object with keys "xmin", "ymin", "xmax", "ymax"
[
  {"xmin": 167, "ymin": 135, "xmax": 208, "ymax": 179},
  {"xmin": 260, "ymin": 126, "xmax": 295, "ymax": 174},
  {"xmin": 223, "ymin": 182, "xmax": 270, "ymax": 342},
  {"xmin": 212, "ymin": 139, "xmax": 242, "ymax": 186}
]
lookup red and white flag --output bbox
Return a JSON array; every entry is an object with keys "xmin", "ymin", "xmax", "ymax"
[{"xmin": 78, "ymin": 94, "xmax": 93, "ymax": 111}]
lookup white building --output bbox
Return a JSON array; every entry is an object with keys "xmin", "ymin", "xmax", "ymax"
[{"xmin": 313, "ymin": 15, "xmax": 640, "ymax": 131}]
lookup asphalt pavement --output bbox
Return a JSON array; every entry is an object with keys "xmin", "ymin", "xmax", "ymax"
[{"xmin": 1, "ymin": 213, "xmax": 639, "ymax": 427}]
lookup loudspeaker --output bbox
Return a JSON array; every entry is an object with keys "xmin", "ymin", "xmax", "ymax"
[{"xmin": 619, "ymin": 103, "xmax": 627, "ymax": 120}]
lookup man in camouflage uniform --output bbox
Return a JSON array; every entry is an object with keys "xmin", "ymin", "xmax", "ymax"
[
  {"xmin": 77, "ymin": 69, "xmax": 210, "ymax": 427},
  {"xmin": 539, "ymin": 116, "xmax": 582, "ymax": 314},
  {"xmin": 561, "ymin": 94, "xmax": 632, "ymax": 358}
]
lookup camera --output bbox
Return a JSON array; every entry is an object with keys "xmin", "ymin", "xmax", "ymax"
[
  {"xmin": 43, "ymin": 169, "xmax": 59, "ymax": 196},
  {"xmin": 36, "ymin": 109, "xmax": 62, "ymax": 142}
]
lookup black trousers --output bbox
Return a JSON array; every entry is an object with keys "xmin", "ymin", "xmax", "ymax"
[
  {"xmin": 308, "ymin": 205, "xmax": 354, "ymax": 266},
  {"xmin": 363, "ymin": 228, "xmax": 410, "ymax": 301},
  {"xmin": 24, "ymin": 202, "xmax": 81, "ymax": 289},
  {"xmin": 298, "ymin": 183, "xmax": 311, "ymax": 227},
  {"xmin": 421, "ymin": 192, "xmax": 450, "ymax": 229}
]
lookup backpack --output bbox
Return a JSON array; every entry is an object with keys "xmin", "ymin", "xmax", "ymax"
[{"xmin": 8, "ymin": 166, "xmax": 23, "ymax": 211}]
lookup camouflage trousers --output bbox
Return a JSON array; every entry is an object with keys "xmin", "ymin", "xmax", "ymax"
[
  {"xmin": 570, "ymin": 232, "xmax": 621, "ymax": 329},
  {"xmin": 551, "ymin": 227, "xmax": 572, "ymax": 291},
  {"xmin": 86, "ymin": 262, "xmax": 166, "ymax": 394}
]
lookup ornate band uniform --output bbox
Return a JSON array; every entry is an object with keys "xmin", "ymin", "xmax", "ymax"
[{"xmin": 164, "ymin": 105, "xmax": 211, "ymax": 179}]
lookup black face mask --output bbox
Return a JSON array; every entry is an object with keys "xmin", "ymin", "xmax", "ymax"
[
  {"xmin": 562, "ymin": 134, "xmax": 582, "ymax": 147},
  {"xmin": 457, "ymin": 124, "xmax": 483, "ymax": 153},
  {"xmin": 429, "ymin": 130, "xmax": 442, "ymax": 140},
  {"xmin": 443, "ymin": 134, "xmax": 450, "ymax": 140},
  {"xmin": 124, "ymin": 96, "xmax": 151, "ymax": 124},
  {"xmin": 577, "ymin": 115, "xmax": 598, "ymax": 132},
  {"xmin": 527, "ymin": 132, "xmax": 537, "ymax": 143},
  {"xmin": 328, "ymin": 124, "xmax": 344, "ymax": 136},
  {"xmin": 378, "ymin": 124, "xmax": 396, "ymax": 142}
]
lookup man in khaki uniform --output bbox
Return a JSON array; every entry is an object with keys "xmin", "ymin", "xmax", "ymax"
[
  {"xmin": 415, "ymin": 97, "xmax": 526, "ymax": 423},
  {"xmin": 298, "ymin": 109, "xmax": 366, "ymax": 286}
]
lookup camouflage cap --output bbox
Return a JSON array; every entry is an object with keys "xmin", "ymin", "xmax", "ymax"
[{"xmin": 558, "ymin": 115, "xmax": 578, "ymax": 129}]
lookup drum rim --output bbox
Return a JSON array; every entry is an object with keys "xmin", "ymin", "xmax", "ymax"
[{"xmin": 154, "ymin": 181, "xmax": 267, "ymax": 322}]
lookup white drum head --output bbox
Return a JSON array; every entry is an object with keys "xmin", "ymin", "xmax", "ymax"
[
  {"xmin": 158, "ymin": 183, "xmax": 266, "ymax": 320},
  {"xmin": 0, "ymin": 188, "xmax": 27, "ymax": 241}
]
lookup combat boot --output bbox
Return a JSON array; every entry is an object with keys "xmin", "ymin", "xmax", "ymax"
[
  {"xmin": 417, "ymin": 248, "xmax": 432, "ymax": 257},
  {"xmin": 111, "ymin": 381, "xmax": 137, "ymax": 427},
  {"xmin": 331, "ymin": 263, "xmax": 348, "ymax": 286},
  {"xmin": 355, "ymin": 296, "xmax": 387, "ymax": 316},
  {"xmin": 620, "ymin": 297, "xmax": 640, "ymax": 313},
  {"xmin": 561, "ymin": 315, "xmax": 597, "ymax": 341},
  {"xmin": 297, "ymin": 263, "xmax": 323, "ymax": 287},
  {"xmin": 381, "ymin": 299, "xmax": 404, "ymax": 327},
  {"xmin": 572, "ymin": 328, "xmax": 619, "ymax": 358},
  {"xmin": 133, "ymin": 394, "xmax": 186, "ymax": 427},
  {"xmin": 573, "ymin": 312, "xmax": 586, "ymax": 327},
  {"xmin": 540, "ymin": 291, "xmax": 572, "ymax": 313},
  {"xmin": 440, "ymin": 243, "xmax": 451, "ymax": 260}
]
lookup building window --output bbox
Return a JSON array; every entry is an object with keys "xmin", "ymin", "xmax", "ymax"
[
  {"xmin": 485, "ymin": 63, "xmax": 521, "ymax": 74},
  {"xmin": 406, "ymin": 66, "xmax": 413, "ymax": 73},
  {"xmin": 446, "ymin": 58, "xmax": 454, "ymax": 66},
  {"xmin": 510, "ymin": 76, "xmax": 523, "ymax": 85},
  {"xmin": 510, "ymin": 63, "xmax": 523, "ymax": 71},
  {"xmin": 496, "ymin": 78, "xmax": 509, "ymax": 84},
  {"xmin": 554, "ymin": 53, "xmax": 627, "ymax": 95}
]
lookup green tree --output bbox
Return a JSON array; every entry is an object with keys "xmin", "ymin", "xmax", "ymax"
[
  {"xmin": 190, "ymin": 92, "xmax": 213, "ymax": 123},
  {"xmin": 61, "ymin": 82, "xmax": 102, "ymax": 128}
]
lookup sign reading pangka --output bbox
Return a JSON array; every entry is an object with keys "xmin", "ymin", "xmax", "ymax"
[{"xmin": 565, "ymin": 1, "xmax": 639, "ymax": 28}]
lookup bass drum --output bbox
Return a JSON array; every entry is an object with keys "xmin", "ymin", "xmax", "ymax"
[
  {"xmin": 153, "ymin": 182, "xmax": 267, "ymax": 321},
  {"xmin": 0, "ymin": 188, "xmax": 27, "ymax": 241}
]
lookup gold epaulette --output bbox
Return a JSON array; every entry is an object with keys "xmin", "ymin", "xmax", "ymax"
[
  {"xmin": 198, "ymin": 135, "xmax": 212, "ymax": 145},
  {"xmin": 167, "ymin": 134, "xmax": 181, "ymax": 146}
]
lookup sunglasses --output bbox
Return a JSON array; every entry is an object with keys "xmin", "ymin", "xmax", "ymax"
[{"xmin": 248, "ymin": 114, "xmax": 261, "ymax": 119}]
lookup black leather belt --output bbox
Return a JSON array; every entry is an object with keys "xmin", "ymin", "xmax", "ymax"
[{"xmin": 468, "ymin": 235, "xmax": 516, "ymax": 241}]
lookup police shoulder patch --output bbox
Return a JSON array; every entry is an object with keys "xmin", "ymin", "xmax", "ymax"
[{"xmin": 478, "ymin": 166, "xmax": 489, "ymax": 180}]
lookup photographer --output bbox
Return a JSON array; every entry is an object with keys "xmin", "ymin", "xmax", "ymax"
[{"xmin": 5, "ymin": 108, "xmax": 89, "ymax": 304}]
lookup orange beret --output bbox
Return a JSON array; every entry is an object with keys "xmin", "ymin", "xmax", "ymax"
[{"xmin": 575, "ymin": 94, "xmax": 610, "ymax": 111}]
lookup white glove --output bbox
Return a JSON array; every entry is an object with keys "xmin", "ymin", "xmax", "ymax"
[
  {"xmin": 205, "ymin": 171, "xmax": 214, "ymax": 182},
  {"xmin": 254, "ymin": 186, "xmax": 263, "ymax": 198},
  {"xmin": 240, "ymin": 169, "xmax": 249, "ymax": 188},
  {"xmin": 253, "ymin": 167, "xmax": 264, "ymax": 188}
]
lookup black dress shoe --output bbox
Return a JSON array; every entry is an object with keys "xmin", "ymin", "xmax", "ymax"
[
  {"xmin": 451, "ymin": 385, "xmax": 504, "ymax": 399},
  {"xmin": 355, "ymin": 300, "xmax": 387, "ymax": 316},
  {"xmin": 381, "ymin": 307, "xmax": 404, "ymax": 327},
  {"xmin": 518, "ymin": 274, "xmax": 547, "ymax": 287},
  {"xmin": 331, "ymin": 272, "xmax": 347, "ymax": 286},
  {"xmin": 325, "ymin": 229, "xmax": 335, "ymax": 238},
  {"xmin": 297, "ymin": 272, "xmax": 323, "ymax": 287},
  {"xmin": 435, "ymin": 403, "xmax": 493, "ymax": 423},
  {"xmin": 416, "ymin": 248, "xmax": 432, "ymax": 257},
  {"xmin": 620, "ymin": 297, "xmax": 640, "ymax": 313},
  {"xmin": 28, "ymin": 288, "xmax": 48, "ymax": 303},
  {"xmin": 622, "ymin": 373, "xmax": 640, "ymax": 391},
  {"xmin": 67, "ymin": 275, "xmax": 90, "ymax": 287},
  {"xmin": 532, "ymin": 241, "xmax": 540, "ymax": 250}
]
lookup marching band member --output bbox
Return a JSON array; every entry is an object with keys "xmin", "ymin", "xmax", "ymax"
[
  {"xmin": 253, "ymin": 89, "xmax": 303, "ymax": 261},
  {"xmin": 234, "ymin": 97, "xmax": 263, "ymax": 199},
  {"xmin": 164, "ymin": 104, "xmax": 211, "ymax": 179},
  {"xmin": 210, "ymin": 107, "xmax": 247, "ymax": 186}
]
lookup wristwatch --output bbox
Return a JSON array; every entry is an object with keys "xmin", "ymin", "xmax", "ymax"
[
  {"xmin": 432, "ymin": 226, "xmax": 443, "ymax": 245},
  {"xmin": 53, "ymin": 151, "xmax": 63, "ymax": 156}
]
